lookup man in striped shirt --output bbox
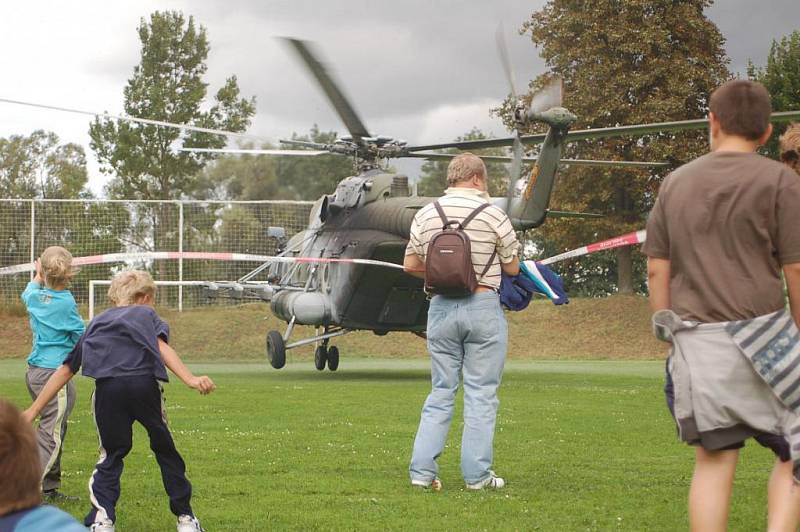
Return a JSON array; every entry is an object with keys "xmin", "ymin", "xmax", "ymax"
[{"xmin": 403, "ymin": 153, "xmax": 520, "ymax": 491}]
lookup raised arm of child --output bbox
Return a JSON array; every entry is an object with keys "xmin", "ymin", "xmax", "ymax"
[
  {"xmin": 158, "ymin": 339, "xmax": 216, "ymax": 395},
  {"xmin": 21, "ymin": 365, "xmax": 76, "ymax": 423}
]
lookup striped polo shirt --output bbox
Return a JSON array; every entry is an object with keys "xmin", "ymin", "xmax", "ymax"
[{"xmin": 405, "ymin": 187, "xmax": 520, "ymax": 290}]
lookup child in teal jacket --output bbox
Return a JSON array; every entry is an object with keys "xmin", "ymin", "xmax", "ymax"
[{"xmin": 21, "ymin": 246, "xmax": 85, "ymax": 500}]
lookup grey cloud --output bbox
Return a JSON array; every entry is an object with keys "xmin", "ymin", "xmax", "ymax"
[{"xmin": 707, "ymin": 0, "xmax": 798, "ymax": 76}]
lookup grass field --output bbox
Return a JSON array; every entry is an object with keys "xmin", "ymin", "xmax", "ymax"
[
  {"xmin": 1, "ymin": 358, "xmax": 780, "ymax": 531},
  {"xmin": 1, "ymin": 295, "xmax": 664, "ymax": 361}
]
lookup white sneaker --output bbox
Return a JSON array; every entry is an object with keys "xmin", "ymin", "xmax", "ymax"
[
  {"xmin": 466, "ymin": 470, "xmax": 505, "ymax": 490},
  {"xmin": 177, "ymin": 514, "xmax": 204, "ymax": 532},
  {"xmin": 90, "ymin": 518, "xmax": 115, "ymax": 532},
  {"xmin": 411, "ymin": 477, "xmax": 443, "ymax": 491}
]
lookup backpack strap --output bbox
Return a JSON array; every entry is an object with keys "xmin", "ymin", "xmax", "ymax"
[
  {"xmin": 433, "ymin": 201, "xmax": 451, "ymax": 230},
  {"xmin": 462, "ymin": 203, "xmax": 498, "ymax": 283},
  {"xmin": 459, "ymin": 202, "xmax": 491, "ymax": 229},
  {"xmin": 477, "ymin": 249, "xmax": 497, "ymax": 282}
]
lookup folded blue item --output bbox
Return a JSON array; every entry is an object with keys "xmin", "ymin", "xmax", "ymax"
[
  {"xmin": 500, "ymin": 262, "xmax": 569, "ymax": 311},
  {"xmin": 521, "ymin": 261, "xmax": 569, "ymax": 305},
  {"xmin": 500, "ymin": 270, "xmax": 536, "ymax": 311}
]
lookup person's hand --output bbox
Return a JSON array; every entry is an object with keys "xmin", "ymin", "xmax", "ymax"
[
  {"xmin": 21, "ymin": 408, "xmax": 37, "ymax": 424},
  {"xmin": 33, "ymin": 259, "xmax": 43, "ymax": 284},
  {"xmin": 189, "ymin": 376, "xmax": 216, "ymax": 395}
]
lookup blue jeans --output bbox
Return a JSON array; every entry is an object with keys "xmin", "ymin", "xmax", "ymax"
[{"xmin": 409, "ymin": 291, "xmax": 508, "ymax": 485}]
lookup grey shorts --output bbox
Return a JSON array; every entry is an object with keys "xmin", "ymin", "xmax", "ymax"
[{"xmin": 664, "ymin": 359, "xmax": 790, "ymax": 460}]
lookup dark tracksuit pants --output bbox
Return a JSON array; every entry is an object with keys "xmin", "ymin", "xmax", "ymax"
[{"xmin": 85, "ymin": 375, "xmax": 193, "ymax": 525}]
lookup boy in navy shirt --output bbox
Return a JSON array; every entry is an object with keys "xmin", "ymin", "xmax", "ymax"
[{"xmin": 23, "ymin": 270, "xmax": 215, "ymax": 532}]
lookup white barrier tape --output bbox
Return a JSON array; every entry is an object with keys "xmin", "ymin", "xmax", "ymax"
[
  {"xmin": 540, "ymin": 230, "xmax": 647, "ymax": 265},
  {"xmin": 0, "ymin": 251, "xmax": 406, "ymax": 276}
]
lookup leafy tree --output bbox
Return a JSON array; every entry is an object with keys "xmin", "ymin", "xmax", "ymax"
[
  {"xmin": 194, "ymin": 142, "xmax": 285, "ymax": 200},
  {"xmin": 749, "ymin": 30, "xmax": 800, "ymax": 159},
  {"xmin": 273, "ymin": 125, "xmax": 354, "ymax": 200},
  {"xmin": 416, "ymin": 128, "xmax": 510, "ymax": 197},
  {"xmin": 0, "ymin": 131, "xmax": 126, "ymax": 301},
  {"xmin": 0, "ymin": 130, "xmax": 87, "ymax": 199},
  {"xmin": 88, "ymin": 11, "xmax": 255, "ymax": 302},
  {"xmin": 0, "ymin": 130, "xmax": 90, "ymax": 271},
  {"xmin": 90, "ymin": 11, "xmax": 255, "ymax": 202},
  {"xmin": 506, "ymin": 0, "xmax": 729, "ymax": 294}
]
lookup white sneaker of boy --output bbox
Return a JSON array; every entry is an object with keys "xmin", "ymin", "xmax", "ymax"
[
  {"xmin": 90, "ymin": 518, "xmax": 115, "ymax": 532},
  {"xmin": 177, "ymin": 514, "xmax": 204, "ymax": 532},
  {"xmin": 465, "ymin": 470, "xmax": 506, "ymax": 490}
]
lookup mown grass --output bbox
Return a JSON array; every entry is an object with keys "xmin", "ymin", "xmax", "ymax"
[
  {"xmin": 1, "ymin": 295, "xmax": 664, "ymax": 361},
  {"xmin": 1, "ymin": 359, "xmax": 778, "ymax": 531}
]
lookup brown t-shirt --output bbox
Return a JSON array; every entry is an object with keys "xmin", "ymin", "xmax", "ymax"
[{"xmin": 643, "ymin": 151, "xmax": 800, "ymax": 323}]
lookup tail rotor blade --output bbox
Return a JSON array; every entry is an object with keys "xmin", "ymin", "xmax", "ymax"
[
  {"xmin": 495, "ymin": 24, "xmax": 518, "ymax": 99},
  {"xmin": 530, "ymin": 77, "xmax": 563, "ymax": 113},
  {"xmin": 506, "ymin": 135, "xmax": 523, "ymax": 212}
]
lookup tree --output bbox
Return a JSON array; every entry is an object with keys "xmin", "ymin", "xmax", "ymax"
[
  {"xmin": 749, "ymin": 30, "xmax": 800, "ymax": 159},
  {"xmin": 0, "ymin": 130, "xmax": 90, "ymax": 270},
  {"xmin": 274, "ymin": 125, "xmax": 354, "ymax": 200},
  {"xmin": 506, "ymin": 0, "xmax": 729, "ymax": 294},
  {"xmin": 194, "ymin": 142, "xmax": 285, "ymax": 201},
  {"xmin": 416, "ymin": 128, "xmax": 509, "ymax": 197},
  {"xmin": 89, "ymin": 11, "xmax": 255, "ymax": 302},
  {"xmin": 90, "ymin": 11, "xmax": 255, "ymax": 201},
  {"xmin": 0, "ymin": 131, "xmax": 126, "ymax": 300},
  {"xmin": 0, "ymin": 130, "xmax": 87, "ymax": 199}
]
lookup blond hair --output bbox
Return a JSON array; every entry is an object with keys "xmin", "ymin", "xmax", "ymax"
[
  {"xmin": 108, "ymin": 270, "xmax": 156, "ymax": 306},
  {"xmin": 40, "ymin": 246, "xmax": 75, "ymax": 289},
  {"xmin": 446, "ymin": 153, "xmax": 487, "ymax": 186},
  {"xmin": 0, "ymin": 399, "xmax": 42, "ymax": 513},
  {"xmin": 780, "ymin": 123, "xmax": 800, "ymax": 174}
]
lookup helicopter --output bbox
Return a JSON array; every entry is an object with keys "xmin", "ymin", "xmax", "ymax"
[
  {"xmin": 182, "ymin": 37, "xmax": 800, "ymax": 372},
  {"xmin": 3, "ymin": 36, "xmax": 799, "ymax": 372}
]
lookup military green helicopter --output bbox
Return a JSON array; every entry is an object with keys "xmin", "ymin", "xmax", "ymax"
[
  {"xmin": 183, "ymin": 37, "xmax": 800, "ymax": 372},
  {"xmin": 4, "ymin": 36, "xmax": 798, "ymax": 372},
  {"xmin": 179, "ymin": 37, "xmax": 668, "ymax": 372}
]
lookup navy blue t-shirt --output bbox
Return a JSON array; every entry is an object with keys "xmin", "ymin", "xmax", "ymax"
[{"xmin": 65, "ymin": 305, "xmax": 170, "ymax": 382}]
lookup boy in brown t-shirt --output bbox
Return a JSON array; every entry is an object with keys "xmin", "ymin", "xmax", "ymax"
[{"xmin": 644, "ymin": 80, "xmax": 800, "ymax": 531}]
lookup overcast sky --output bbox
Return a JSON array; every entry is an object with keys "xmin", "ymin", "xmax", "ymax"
[{"xmin": 0, "ymin": 0, "xmax": 797, "ymax": 195}]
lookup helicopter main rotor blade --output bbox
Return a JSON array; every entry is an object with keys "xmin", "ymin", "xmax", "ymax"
[
  {"xmin": 547, "ymin": 210, "xmax": 604, "ymax": 219},
  {"xmin": 562, "ymin": 111, "xmax": 800, "ymax": 141},
  {"xmin": 180, "ymin": 147, "xmax": 329, "ymax": 156},
  {"xmin": 406, "ymin": 111, "xmax": 800, "ymax": 152},
  {"xmin": 279, "ymin": 138, "xmax": 330, "ymax": 150},
  {"xmin": 0, "ymin": 97, "xmax": 268, "ymax": 142},
  {"xmin": 282, "ymin": 38, "xmax": 371, "ymax": 143},
  {"xmin": 404, "ymin": 152, "xmax": 669, "ymax": 167}
]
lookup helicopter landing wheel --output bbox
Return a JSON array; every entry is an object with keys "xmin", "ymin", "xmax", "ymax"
[
  {"xmin": 266, "ymin": 330, "xmax": 286, "ymax": 369},
  {"xmin": 314, "ymin": 345, "xmax": 327, "ymax": 371},
  {"xmin": 327, "ymin": 345, "xmax": 340, "ymax": 372}
]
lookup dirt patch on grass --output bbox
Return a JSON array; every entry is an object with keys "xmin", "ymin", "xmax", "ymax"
[{"xmin": 1, "ymin": 295, "xmax": 664, "ymax": 361}]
